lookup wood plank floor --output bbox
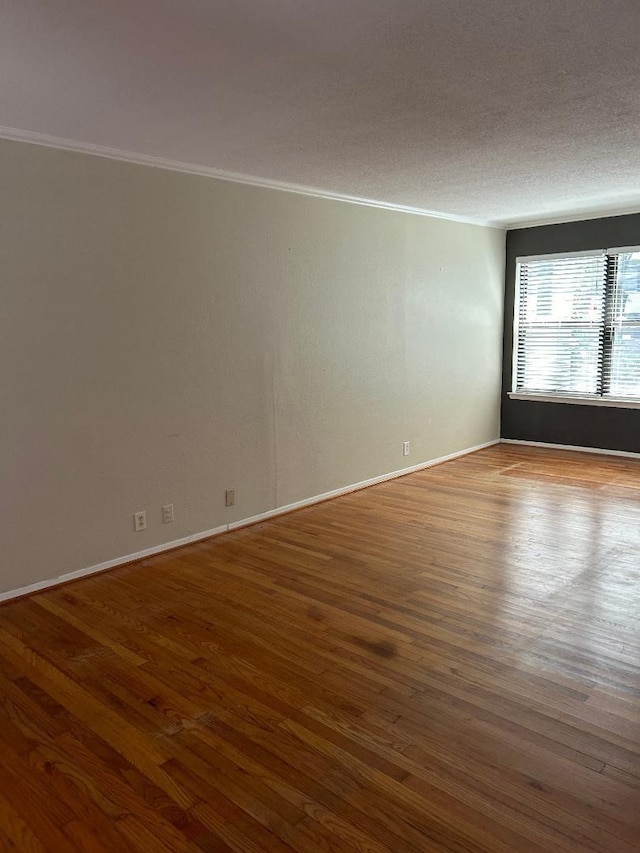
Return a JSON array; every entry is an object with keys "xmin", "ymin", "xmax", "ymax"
[{"xmin": 1, "ymin": 444, "xmax": 639, "ymax": 852}]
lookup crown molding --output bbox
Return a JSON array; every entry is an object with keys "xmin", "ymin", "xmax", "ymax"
[
  {"xmin": 503, "ymin": 205, "xmax": 640, "ymax": 230},
  {"xmin": 0, "ymin": 124, "xmax": 498, "ymax": 228}
]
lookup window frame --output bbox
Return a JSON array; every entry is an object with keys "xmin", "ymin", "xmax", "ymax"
[{"xmin": 508, "ymin": 246, "xmax": 640, "ymax": 410}]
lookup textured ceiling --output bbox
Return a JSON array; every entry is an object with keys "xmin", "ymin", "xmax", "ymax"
[{"xmin": 2, "ymin": 0, "xmax": 640, "ymax": 226}]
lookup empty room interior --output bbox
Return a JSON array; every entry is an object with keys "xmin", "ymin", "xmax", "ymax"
[{"xmin": 1, "ymin": 2, "xmax": 640, "ymax": 851}]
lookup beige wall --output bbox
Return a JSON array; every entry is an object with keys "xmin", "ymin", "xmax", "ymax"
[{"xmin": 0, "ymin": 139, "xmax": 505, "ymax": 596}]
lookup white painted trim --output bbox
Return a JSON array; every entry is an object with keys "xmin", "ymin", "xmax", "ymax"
[
  {"xmin": 516, "ymin": 249, "xmax": 606, "ymax": 264},
  {"xmin": 607, "ymin": 245, "xmax": 640, "ymax": 255},
  {"xmin": 505, "ymin": 207, "xmax": 640, "ymax": 230},
  {"xmin": 227, "ymin": 439, "xmax": 499, "ymax": 530},
  {"xmin": 508, "ymin": 392, "xmax": 640, "ymax": 410},
  {"xmin": 0, "ymin": 524, "xmax": 228, "ymax": 605},
  {"xmin": 501, "ymin": 438, "xmax": 640, "ymax": 460},
  {"xmin": 0, "ymin": 125, "xmax": 497, "ymax": 228},
  {"xmin": 0, "ymin": 439, "xmax": 499, "ymax": 605}
]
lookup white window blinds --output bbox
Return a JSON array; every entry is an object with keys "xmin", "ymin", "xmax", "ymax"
[
  {"xmin": 513, "ymin": 248, "xmax": 640, "ymax": 399},
  {"xmin": 606, "ymin": 250, "xmax": 640, "ymax": 398}
]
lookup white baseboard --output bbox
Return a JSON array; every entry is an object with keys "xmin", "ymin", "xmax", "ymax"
[
  {"xmin": 0, "ymin": 438, "xmax": 499, "ymax": 605},
  {"xmin": 0, "ymin": 523, "xmax": 228, "ymax": 604},
  {"xmin": 227, "ymin": 438, "xmax": 499, "ymax": 530},
  {"xmin": 501, "ymin": 438, "xmax": 640, "ymax": 460}
]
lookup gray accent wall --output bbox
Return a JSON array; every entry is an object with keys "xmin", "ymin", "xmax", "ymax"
[{"xmin": 501, "ymin": 213, "xmax": 640, "ymax": 452}]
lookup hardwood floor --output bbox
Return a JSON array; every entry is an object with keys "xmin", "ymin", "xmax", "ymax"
[{"xmin": 1, "ymin": 444, "xmax": 639, "ymax": 851}]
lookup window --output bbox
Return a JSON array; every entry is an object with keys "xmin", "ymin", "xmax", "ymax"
[{"xmin": 511, "ymin": 247, "xmax": 640, "ymax": 405}]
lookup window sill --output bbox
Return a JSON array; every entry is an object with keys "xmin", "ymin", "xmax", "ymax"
[{"xmin": 508, "ymin": 392, "xmax": 640, "ymax": 410}]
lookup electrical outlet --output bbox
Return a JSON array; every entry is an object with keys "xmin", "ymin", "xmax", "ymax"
[
  {"xmin": 403, "ymin": 441, "xmax": 410, "ymax": 456},
  {"xmin": 225, "ymin": 489, "xmax": 235, "ymax": 507},
  {"xmin": 134, "ymin": 510, "xmax": 147, "ymax": 532},
  {"xmin": 162, "ymin": 503, "xmax": 174, "ymax": 524}
]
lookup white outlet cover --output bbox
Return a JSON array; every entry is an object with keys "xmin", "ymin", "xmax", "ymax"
[{"xmin": 162, "ymin": 504, "xmax": 174, "ymax": 523}]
